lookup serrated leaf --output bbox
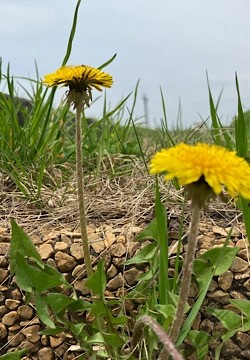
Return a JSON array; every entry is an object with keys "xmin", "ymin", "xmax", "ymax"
[
  {"xmin": 10, "ymin": 219, "xmax": 42, "ymax": 274},
  {"xmin": 34, "ymin": 293, "xmax": 56, "ymax": 328},
  {"xmin": 85, "ymin": 259, "xmax": 106, "ymax": 298},
  {"xmin": 124, "ymin": 242, "xmax": 157, "ymax": 265},
  {"xmin": 207, "ymin": 308, "xmax": 242, "ymax": 330}
]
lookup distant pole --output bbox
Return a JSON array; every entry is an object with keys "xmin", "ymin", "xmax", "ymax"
[{"xmin": 142, "ymin": 94, "xmax": 149, "ymax": 127}]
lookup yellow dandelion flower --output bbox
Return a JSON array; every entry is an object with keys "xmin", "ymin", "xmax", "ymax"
[
  {"xmin": 150, "ymin": 142, "xmax": 250, "ymax": 201},
  {"xmin": 43, "ymin": 65, "xmax": 113, "ymax": 107}
]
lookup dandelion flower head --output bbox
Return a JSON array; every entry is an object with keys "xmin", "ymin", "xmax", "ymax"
[
  {"xmin": 150, "ymin": 142, "xmax": 250, "ymax": 201},
  {"xmin": 43, "ymin": 65, "xmax": 113, "ymax": 107}
]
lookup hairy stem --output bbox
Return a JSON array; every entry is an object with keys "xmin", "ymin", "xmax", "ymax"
[
  {"xmin": 132, "ymin": 315, "xmax": 184, "ymax": 360},
  {"xmin": 76, "ymin": 103, "xmax": 93, "ymax": 277},
  {"xmin": 169, "ymin": 202, "xmax": 201, "ymax": 342}
]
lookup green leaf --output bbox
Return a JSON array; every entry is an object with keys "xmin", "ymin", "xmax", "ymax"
[
  {"xmin": 0, "ymin": 349, "xmax": 28, "ymax": 360},
  {"xmin": 193, "ymin": 247, "xmax": 238, "ymax": 277},
  {"xmin": 44, "ymin": 293, "xmax": 76, "ymax": 314},
  {"xmin": 124, "ymin": 242, "xmax": 157, "ymax": 265},
  {"xmin": 98, "ymin": 53, "xmax": 117, "ymax": 70},
  {"xmin": 15, "ymin": 253, "xmax": 70, "ymax": 293},
  {"xmin": 187, "ymin": 330, "xmax": 210, "ymax": 360},
  {"xmin": 34, "ymin": 293, "xmax": 56, "ymax": 328},
  {"xmin": 85, "ymin": 259, "xmax": 106, "ymax": 298},
  {"xmin": 135, "ymin": 218, "xmax": 158, "ymax": 241},
  {"xmin": 206, "ymin": 308, "xmax": 242, "ymax": 330},
  {"xmin": 40, "ymin": 326, "xmax": 66, "ymax": 336},
  {"xmin": 230, "ymin": 299, "xmax": 250, "ymax": 320},
  {"xmin": 10, "ymin": 219, "xmax": 42, "ymax": 274}
]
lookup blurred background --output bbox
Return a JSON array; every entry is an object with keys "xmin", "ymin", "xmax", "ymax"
[{"xmin": 1, "ymin": 0, "xmax": 250, "ymax": 127}]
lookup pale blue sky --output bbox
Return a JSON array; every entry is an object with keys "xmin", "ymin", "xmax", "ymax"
[{"xmin": 1, "ymin": 0, "xmax": 250, "ymax": 127}]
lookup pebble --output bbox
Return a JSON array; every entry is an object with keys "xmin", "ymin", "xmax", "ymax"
[
  {"xmin": 38, "ymin": 347, "xmax": 55, "ymax": 360},
  {"xmin": 2, "ymin": 310, "xmax": 19, "ymax": 325},
  {"xmin": 70, "ymin": 242, "xmax": 84, "ymax": 260},
  {"xmin": 230, "ymin": 257, "xmax": 249, "ymax": 273},
  {"xmin": 110, "ymin": 243, "xmax": 126, "ymax": 257},
  {"xmin": 0, "ymin": 268, "xmax": 9, "ymax": 282},
  {"xmin": 107, "ymin": 273, "xmax": 124, "ymax": 290},
  {"xmin": 218, "ymin": 270, "xmax": 234, "ymax": 291},
  {"xmin": 235, "ymin": 331, "xmax": 250, "ymax": 349},
  {"xmin": 107, "ymin": 264, "xmax": 118, "ymax": 279},
  {"xmin": 72, "ymin": 264, "xmax": 85, "ymax": 279},
  {"xmin": 54, "ymin": 241, "xmax": 68, "ymax": 252},
  {"xmin": 89, "ymin": 233, "xmax": 105, "ymax": 253},
  {"xmin": 5, "ymin": 299, "xmax": 20, "ymax": 310},
  {"xmin": 8, "ymin": 332, "xmax": 25, "ymax": 346},
  {"xmin": 17, "ymin": 305, "xmax": 34, "ymax": 319},
  {"xmin": 0, "ymin": 322, "xmax": 7, "ymax": 339},
  {"xmin": 0, "ymin": 243, "xmax": 10, "ymax": 255},
  {"xmin": 39, "ymin": 244, "xmax": 54, "ymax": 260},
  {"xmin": 124, "ymin": 267, "xmax": 143, "ymax": 286},
  {"xmin": 54, "ymin": 251, "xmax": 77, "ymax": 272}
]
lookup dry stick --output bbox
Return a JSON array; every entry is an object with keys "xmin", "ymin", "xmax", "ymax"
[
  {"xmin": 160, "ymin": 202, "xmax": 201, "ymax": 360},
  {"xmin": 132, "ymin": 315, "xmax": 184, "ymax": 360},
  {"xmin": 76, "ymin": 102, "xmax": 93, "ymax": 277}
]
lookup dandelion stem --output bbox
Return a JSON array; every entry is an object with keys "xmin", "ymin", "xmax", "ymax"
[
  {"xmin": 169, "ymin": 201, "xmax": 201, "ymax": 342},
  {"xmin": 132, "ymin": 315, "xmax": 184, "ymax": 360},
  {"xmin": 76, "ymin": 102, "xmax": 93, "ymax": 278}
]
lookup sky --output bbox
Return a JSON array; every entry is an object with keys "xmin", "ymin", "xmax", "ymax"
[{"xmin": 1, "ymin": 0, "xmax": 250, "ymax": 128}]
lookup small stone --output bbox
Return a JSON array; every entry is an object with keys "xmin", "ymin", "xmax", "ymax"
[
  {"xmin": 5, "ymin": 299, "xmax": 20, "ymax": 310},
  {"xmin": 234, "ymin": 270, "xmax": 250, "ymax": 280},
  {"xmin": 207, "ymin": 290, "xmax": 228, "ymax": 299},
  {"xmin": 104, "ymin": 230, "xmax": 116, "ymax": 247},
  {"xmin": 230, "ymin": 290, "xmax": 247, "ymax": 300},
  {"xmin": 8, "ymin": 332, "xmax": 25, "ymax": 346},
  {"xmin": 221, "ymin": 339, "xmax": 241, "ymax": 357},
  {"xmin": 20, "ymin": 317, "xmax": 40, "ymax": 326},
  {"xmin": 0, "ymin": 305, "xmax": 8, "ymax": 317},
  {"xmin": 230, "ymin": 257, "xmax": 249, "ymax": 273},
  {"xmin": 235, "ymin": 239, "xmax": 248, "ymax": 249},
  {"xmin": 127, "ymin": 242, "xmax": 141, "ymax": 257},
  {"xmin": 41, "ymin": 335, "xmax": 49, "ymax": 346},
  {"xmin": 38, "ymin": 347, "xmax": 55, "ymax": 360},
  {"xmin": 60, "ymin": 233, "xmax": 72, "ymax": 244},
  {"xmin": 199, "ymin": 319, "xmax": 214, "ymax": 334},
  {"xmin": 124, "ymin": 267, "xmax": 143, "ymax": 286},
  {"xmin": 18, "ymin": 305, "xmax": 34, "ymax": 319},
  {"xmin": 0, "ymin": 323, "xmax": 7, "ymax": 339},
  {"xmin": 11, "ymin": 288, "xmax": 22, "ymax": 300},
  {"xmin": 130, "ymin": 226, "xmax": 143, "ymax": 234},
  {"xmin": 39, "ymin": 243, "xmax": 54, "ymax": 260},
  {"xmin": 73, "ymin": 280, "xmax": 90, "ymax": 295},
  {"xmin": 235, "ymin": 331, "xmax": 250, "ymax": 349},
  {"xmin": 238, "ymin": 249, "xmax": 249, "ymax": 261},
  {"xmin": 212, "ymin": 226, "xmax": 228, "ymax": 236},
  {"xmin": 89, "ymin": 233, "xmax": 105, "ymax": 253},
  {"xmin": 2, "ymin": 310, "xmax": 19, "ymax": 325},
  {"xmin": 189, "ymin": 282, "xmax": 199, "ymax": 298},
  {"xmin": 22, "ymin": 325, "xmax": 40, "ymax": 337},
  {"xmin": 70, "ymin": 242, "xmax": 84, "ymax": 260},
  {"xmin": 8, "ymin": 323, "xmax": 21, "ymax": 332},
  {"xmin": 107, "ymin": 273, "xmax": 124, "ymax": 290},
  {"xmin": 0, "ymin": 243, "xmax": 10, "ymax": 255},
  {"xmin": 218, "ymin": 271, "xmax": 234, "ymax": 291},
  {"xmin": 240, "ymin": 350, "xmax": 250, "ymax": 358},
  {"xmin": 54, "ymin": 241, "xmax": 68, "ymax": 252},
  {"xmin": 0, "ymin": 269, "xmax": 9, "ymax": 282},
  {"xmin": 19, "ymin": 339, "xmax": 39, "ymax": 352},
  {"xmin": 46, "ymin": 258, "xmax": 57, "ymax": 268},
  {"xmin": 0, "ymin": 255, "xmax": 8, "ymax": 267},
  {"xmin": 72, "ymin": 264, "xmax": 85, "ymax": 279},
  {"xmin": 243, "ymin": 278, "xmax": 250, "ymax": 292},
  {"xmin": 54, "ymin": 343, "xmax": 69, "ymax": 357},
  {"xmin": 208, "ymin": 279, "xmax": 218, "ymax": 292},
  {"xmin": 55, "ymin": 251, "xmax": 77, "ymax": 272},
  {"xmin": 44, "ymin": 230, "xmax": 60, "ymax": 241},
  {"xmin": 116, "ymin": 235, "xmax": 126, "ymax": 244},
  {"xmin": 50, "ymin": 336, "xmax": 64, "ymax": 348},
  {"xmin": 107, "ymin": 264, "xmax": 118, "ymax": 279},
  {"xmin": 110, "ymin": 243, "xmax": 126, "ymax": 257}
]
